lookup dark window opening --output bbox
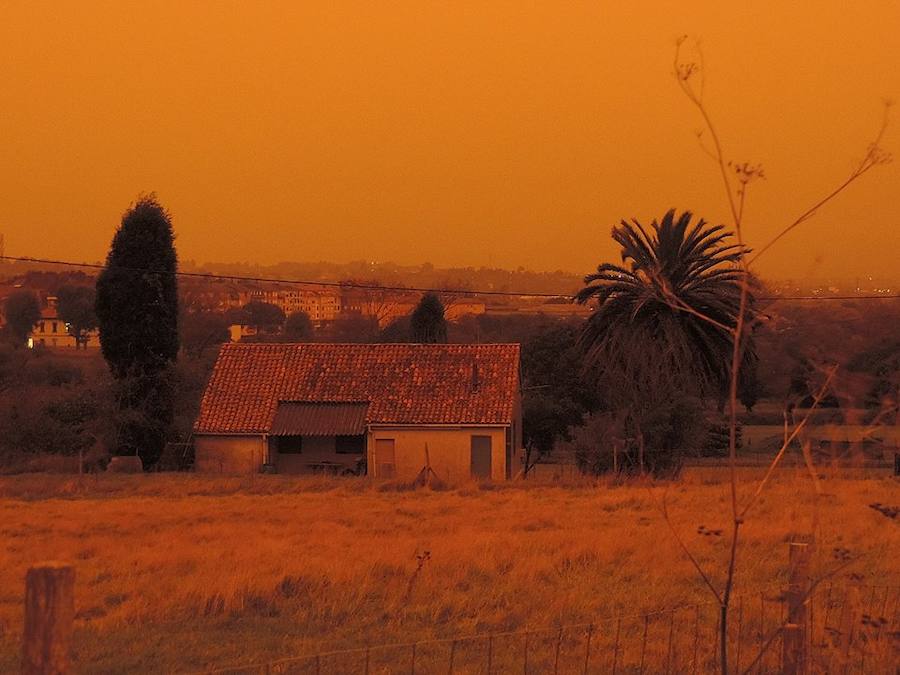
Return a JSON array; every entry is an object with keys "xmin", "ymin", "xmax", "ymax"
[
  {"xmin": 277, "ymin": 436, "xmax": 303, "ymax": 454},
  {"xmin": 336, "ymin": 435, "xmax": 365, "ymax": 454}
]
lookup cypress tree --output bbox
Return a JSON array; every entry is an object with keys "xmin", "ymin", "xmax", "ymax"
[
  {"xmin": 410, "ymin": 292, "xmax": 448, "ymax": 343},
  {"xmin": 95, "ymin": 195, "xmax": 179, "ymax": 467}
]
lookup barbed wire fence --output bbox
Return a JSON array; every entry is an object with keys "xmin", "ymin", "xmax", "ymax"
[{"xmin": 189, "ymin": 582, "xmax": 898, "ymax": 675}]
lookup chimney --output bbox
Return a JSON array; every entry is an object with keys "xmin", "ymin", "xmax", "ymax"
[{"xmin": 471, "ymin": 361, "xmax": 480, "ymax": 390}]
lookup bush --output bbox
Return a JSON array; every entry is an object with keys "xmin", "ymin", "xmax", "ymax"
[
  {"xmin": 573, "ymin": 397, "xmax": 706, "ymax": 477},
  {"xmin": 0, "ymin": 389, "xmax": 103, "ymax": 460},
  {"xmin": 0, "ymin": 351, "xmax": 115, "ymax": 471}
]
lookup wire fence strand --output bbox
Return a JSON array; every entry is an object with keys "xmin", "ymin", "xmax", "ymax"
[{"xmin": 186, "ymin": 583, "xmax": 898, "ymax": 675}]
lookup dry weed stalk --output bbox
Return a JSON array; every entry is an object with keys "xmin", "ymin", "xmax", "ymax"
[
  {"xmin": 403, "ymin": 549, "xmax": 432, "ymax": 605},
  {"xmin": 659, "ymin": 35, "xmax": 893, "ymax": 674}
]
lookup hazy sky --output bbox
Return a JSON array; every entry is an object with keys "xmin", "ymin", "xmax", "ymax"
[{"xmin": 2, "ymin": 1, "xmax": 898, "ymax": 279}]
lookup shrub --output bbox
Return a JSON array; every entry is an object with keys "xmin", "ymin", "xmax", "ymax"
[{"xmin": 573, "ymin": 396, "xmax": 706, "ymax": 477}]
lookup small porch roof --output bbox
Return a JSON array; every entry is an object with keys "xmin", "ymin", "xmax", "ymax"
[{"xmin": 269, "ymin": 401, "xmax": 369, "ymax": 437}]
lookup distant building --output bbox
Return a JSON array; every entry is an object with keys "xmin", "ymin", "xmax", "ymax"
[
  {"xmin": 194, "ymin": 343, "xmax": 522, "ymax": 480},
  {"xmin": 223, "ymin": 285, "xmax": 341, "ymax": 325},
  {"xmin": 339, "ymin": 290, "xmax": 486, "ymax": 328},
  {"xmin": 29, "ymin": 296, "xmax": 99, "ymax": 349},
  {"xmin": 227, "ymin": 323, "xmax": 258, "ymax": 342}
]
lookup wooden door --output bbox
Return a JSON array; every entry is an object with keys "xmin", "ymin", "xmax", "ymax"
[
  {"xmin": 470, "ymin": 435, "xmax": 492, "ymax": 479},
  {"xmin": 375, "ymin": 438, "xmax": 396, "ymax": 478}
]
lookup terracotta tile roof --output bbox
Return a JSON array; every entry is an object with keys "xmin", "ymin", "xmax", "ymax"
[{"xmin": 195, "ymin": 343, "xmax": 520, "ymax": 433}]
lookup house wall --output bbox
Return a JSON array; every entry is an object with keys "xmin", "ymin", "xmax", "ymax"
[
  {"xmin": 367, "ymin": 426, "xmax": 510, "ymax": 482},
  {"xmin": 194, "ymin": 434, "xmax": 267, "ymax": 473}
]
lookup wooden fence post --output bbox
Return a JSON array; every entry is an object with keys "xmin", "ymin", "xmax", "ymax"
[
  {"xmin": 782, "ymin": 539, "xmax": 811, "ymax": 674},
  {"xmin": 22, "ymin": 563, "xmax": 75, "ymax": 675}
]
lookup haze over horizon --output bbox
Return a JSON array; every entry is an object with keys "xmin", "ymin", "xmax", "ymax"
[{"xmin": 2, "ymin": 1, "xmax": 898, "ymax": 278}]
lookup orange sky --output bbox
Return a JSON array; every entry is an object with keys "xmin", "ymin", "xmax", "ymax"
[{"xmin": 1, "ymin": 1, "xmax": 898, "ymax": 279}]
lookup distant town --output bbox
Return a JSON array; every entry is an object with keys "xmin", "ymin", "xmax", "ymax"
[
  {"xmin": 0, "ymin": 259, "xmax": 593, "ymax": 349},
  {"xmin": 1, "ymin": 257, "xmax": 895, "ymax": 349}
]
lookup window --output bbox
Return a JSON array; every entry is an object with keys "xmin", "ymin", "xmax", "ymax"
[
  {"xmin": 375, "ymin": 438, "xmax": 395, "ymax": 478},
  {"xmin": 336, "ymin": 435, "xmax": 365, "ymax": 454},
  {"xmin": 277, "ymin": 436, "xmax": 303, "ymax": 454},
  {"xmin": 52, "ymin": 322, "xmax": 58, "ymax": 333}
]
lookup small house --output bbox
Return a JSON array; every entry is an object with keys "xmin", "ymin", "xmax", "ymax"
[{"xmin": 194, "ymin": 343, "xmax": 522, "ymax": 480}]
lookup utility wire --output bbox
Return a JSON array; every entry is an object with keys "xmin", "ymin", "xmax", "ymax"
[
  {"xmin": 1, "ymin": 254, "xmax": 898, "ymax": 302},
  {"xmin": 1, "ymin": 255, "xmax": 567, "ymax": 298}
]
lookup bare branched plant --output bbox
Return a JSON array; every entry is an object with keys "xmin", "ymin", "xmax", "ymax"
[
  {"xmin": 659, "ymin": 35, "xmax": 893, "ymax": 674},
  {"xmin": 403, "ymin": 549, "xmax": 432, "ymax": 605}
]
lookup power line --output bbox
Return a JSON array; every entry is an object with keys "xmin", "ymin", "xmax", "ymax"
[
  {"xmin": 0, "ymin": 255, "xmax": 573, "ymax": 299},
  {"xmin": 1, "ymin": 254, "xmax": 898, "ymax": 302},
  {"xmin": 761, "ymin": 295, "xmax": 900, "ymax": 301}
]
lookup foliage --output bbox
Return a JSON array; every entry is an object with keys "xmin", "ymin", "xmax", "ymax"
[
  {"xmin": 573, "ymin": 396, "xmax": 706, "ymax": 476},
  {"xmin": 521, "ymin": 393, "xmax": 569, "ymax": 471},
  {"xmin": 95, "ymin": 195, "xmax": 179, "ymax": 466},
  {"xmin": 241, "ymin": 301, "xmax": 286, "ymax": 333},
  {"xmin": 576, "ymin": 209, "xmax": 755, "ymax": 401},
  {"xmin": 96, "ymin": 195, "xmax": 179, "ymax": 377},
  {"xmin": 319, "ymin": 313, "xmax": 380, "ymax": 343},
  {"xmin": 0, "ymin": 394, "xmax": 92, "ymax": 459},
  {"xmin": 56, "ymin": 284, "xmax": 98, "ymax": 348},
  {"xmin": 737, "ymin": 355, "xmax": 763, "ymax": 412},
  {"xmin": 409, "ymin": 293, "xmax": 448, "ymax": 343},
  {"xmin": 223, "ymin": 306, "xmax": 250, "ymax": 326},
  {"xmin": 847, "ymin": 338, "xmax": 900, "ymax": 374},
  {"xmin": 2, "ymin": 289, "xmax": 41, "ymax": 347},
  {"xmin": 520, "ymin": 322, "xmax": 599, "ymax": 472},
  {"xmin": 786, "ymin": 358, "xmax": 841, "ymax": 408},
  {"xmin": 111, "ymin": 368, "xmax": 177, "ymax": 464},
  {"xmin": 846, "ymin": 338, "xmax": 900, "ymax": 411},
  {"xmin": 864, "ymin": 375, "xmax": 898, "ymax": 413},
  {"xmin": 284, "ymin": 311, "xmax": 313, "ymax": 341},
  {"xmin": 0, "ymin": 344, "xmax": 84, "ymax": 391},
  {"xmin": 574, "ymin": 210, "xmax": 758, "ymax": 476},
  {"xmin": 0, "ymin": 351, "xmax": 114, "ymax": 470},
  {"xmin": 449, "ymin": 313, "xmax": 561, "ymax": 344},
  {"xmin": 377, "ymin": 316, "xmax": 411, "ymax": 343},
  {"xmin": 170, "ymin": 354, "xmax": 218, "ymax": 443},
  {"xmin": 181, "ymin": 311, "xmax": 229, "ymax": 358},
  {"xmin": 755, "ymin": 301, "xmax": 900, "ymax": 405}
]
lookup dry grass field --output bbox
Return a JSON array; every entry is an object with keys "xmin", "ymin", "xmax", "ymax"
[{"xmin": 0, "ymin": 471, "xmax": 897, "ymax": 673}]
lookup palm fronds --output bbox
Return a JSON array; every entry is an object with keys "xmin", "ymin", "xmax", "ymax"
[{"xmin": 578, "ymin": 209, "xmax": 755, "ymax": 398}]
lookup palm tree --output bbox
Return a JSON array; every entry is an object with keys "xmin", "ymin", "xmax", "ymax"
[{"xmin": 576, "ymin": 209, "xmax": 754, "ymax": 401}]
